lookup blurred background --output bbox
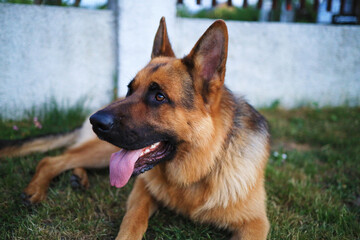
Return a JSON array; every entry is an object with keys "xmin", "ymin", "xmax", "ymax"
[{"xmin": 0, "ymin": 0, "xmax": 359, "ymax": 119}]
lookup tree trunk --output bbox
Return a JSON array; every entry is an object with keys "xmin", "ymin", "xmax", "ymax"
[
  {"xmin": 74, "ymin": 0, "xmax": 81, "ymax": 7},
  {"xmin": 212, "ymin": 0, "xmax": 216, "ymax": 7}
]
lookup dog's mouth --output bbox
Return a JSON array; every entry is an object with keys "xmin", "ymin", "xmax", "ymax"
[{"xmin": 109, "ymin": 141, "xmax": 175, "ymax": 188}]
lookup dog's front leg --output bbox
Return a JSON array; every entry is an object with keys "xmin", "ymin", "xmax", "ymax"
[
  {"xmin": 22, "ymin": 139, "xmax": 117, "ymax": 204},
  {"xmin": 231, "ymin": 216, "xmax": 270, "ymax": 240},
  {"xmin": 116, "ymin": 177, "xmax": 158, "ymax": 240}
]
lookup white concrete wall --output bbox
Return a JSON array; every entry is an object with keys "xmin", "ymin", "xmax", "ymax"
[
  {"xmin": 1, "ymin": 1, "xmax": 359, "ymax": 121},
  {"xmin": 118, "ymin": 1, "xmax": 360, "ymax": 108},
  {"xmin": 0, "ymin": 4, "xmax": 116, "ymax": 119}
]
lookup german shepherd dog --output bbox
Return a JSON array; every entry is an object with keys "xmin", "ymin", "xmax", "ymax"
[{"xmin": 2, "ymin": 18, "xmax": 270, "ymax": 239}]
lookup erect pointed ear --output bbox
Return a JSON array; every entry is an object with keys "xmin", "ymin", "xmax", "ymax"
[
  {"xmin": 151, "ymin": 17, "xmax": 175, "ymax": 59},
  {"xmin": 182, "ymin": 20, "xmax": 228, "ymax": 103}
]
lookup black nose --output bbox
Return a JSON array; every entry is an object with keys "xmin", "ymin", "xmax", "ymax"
[{"xmin": 90, "ymin": 111, "xmax": 114, "ymax": 133}]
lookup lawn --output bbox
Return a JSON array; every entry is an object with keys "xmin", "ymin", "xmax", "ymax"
[{"xmin": 0, "ymin": 106, "xmax": 359, "ymax": 239}]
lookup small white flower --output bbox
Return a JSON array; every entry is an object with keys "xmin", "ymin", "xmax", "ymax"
[
  {"xmin": 273, "ymin": 151, "xmax": 279, "ymax": 157},
  {"xmin": 281, "ymin": 153, "xmax": 287, "ymax": 159}
]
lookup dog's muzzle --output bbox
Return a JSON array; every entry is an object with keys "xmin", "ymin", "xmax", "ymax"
[{"xmin": 90, "ymin": 110, "xmax": 115, "ymax": 135}]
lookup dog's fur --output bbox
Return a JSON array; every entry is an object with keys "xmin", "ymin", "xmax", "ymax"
[{"xmin": 2, "ymin": 18, "xmax": 270, "ymax": 239}]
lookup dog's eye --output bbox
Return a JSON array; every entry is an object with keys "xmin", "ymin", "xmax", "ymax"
[{"xmin": 155, "ymin": 93, "xmax": 165, "ymax": 102}]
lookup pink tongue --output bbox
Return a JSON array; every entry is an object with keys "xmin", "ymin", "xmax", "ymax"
[{"xmin": 109, "ymin": 148, "xmax": 143, "ymax": 188}]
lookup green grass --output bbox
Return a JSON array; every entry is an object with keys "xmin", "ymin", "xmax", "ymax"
[
  {"xmin": 0, "ymin": 0, "xmax": 32, "ymax": 4},
  {"xmin": 1, "ymin": 106, "xmax": 359, "ymax": 239},
  {"xmin": 263, "ymin": 106, "xmax": 360, "ymax": 239},
  {"xmin": 0, "ymin": 100, "xmax": 89, "ymax": 140},
  {"xmin": 177, "ymin": 5, "xmax": 260, "ymax": 22}
]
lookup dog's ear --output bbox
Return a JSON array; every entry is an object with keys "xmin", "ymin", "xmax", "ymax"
[
  {"xmin": 182, "ymin": 20, "xmax": 228, "ymax": 106},
  {"xmin": 151, "ymin": 17, "xmax": 175, "ymax": 59}
]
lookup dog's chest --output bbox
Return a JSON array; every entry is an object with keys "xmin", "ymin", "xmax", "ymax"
[{"xmin": 141, "ymin": 170, "xmax": 210, "ymax": 216}]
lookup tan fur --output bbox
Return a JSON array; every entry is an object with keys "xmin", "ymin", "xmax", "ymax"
[
  {"xmin": 15, "ymin": 18, "xmax": 270, "ymax": 240},
  {"xmin": 0, "ymin": 129, "xmax": 80, "ymax": 158}
]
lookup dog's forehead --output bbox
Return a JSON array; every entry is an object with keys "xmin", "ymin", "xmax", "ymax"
[{"xmin": 135, "ymin": 58, "xmax": 188, "ymax": 88}]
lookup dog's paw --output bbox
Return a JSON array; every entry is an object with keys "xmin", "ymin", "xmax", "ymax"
[
  {"xmin": 70, "ymin": 170, "xmax": 89, "ymax": 190},
  {"xmin": 21, "ymin": 184, "xmax": 47, "ymax": 205},
  {"xmin": 70, "ymin": 174, "xmax": 89, "ymax": 189},
  {"xmin": 20, "ymin": 192, "xmax": 32, "ymax": 206}
]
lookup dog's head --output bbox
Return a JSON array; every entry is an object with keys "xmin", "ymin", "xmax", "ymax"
[{"xmin": 90, "ymin": 17, "xmax": 228, "ymax": 187}]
